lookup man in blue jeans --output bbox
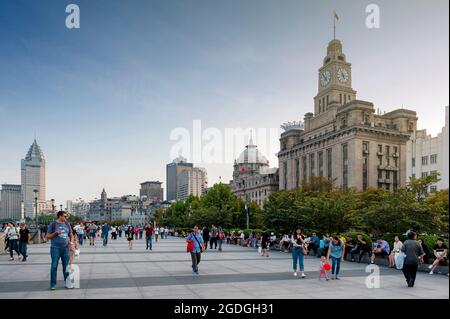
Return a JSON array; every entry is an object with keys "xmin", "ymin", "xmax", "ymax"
[
  {"xmin": 101, "ymin": 224, "xmax": 110, "ymax": 246},
  {"xmin": 46, "ymin": 211, "xmax": 74, "ymax": 290},
  {"xmin": 144, "ymin": 223, "xmax": 153, "ymax": 250}
]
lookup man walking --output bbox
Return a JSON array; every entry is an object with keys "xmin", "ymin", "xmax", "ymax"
[
  {"xmin": 186, "ymin": 225, "xmax": 204, "ymax": 275},
  {"xmin": 18, "ymin": 223, "xmax": 30, "ymax": 262},
  {"xmin": 101, "ymin": 224, "xmax": 110, "ymax": 247},
  {"xmin": 401, "ymin": 231, "xmax": 425, "ymax": 287},
  {"xmin": 144, "ymin": 223, "xmax": 154, "ymax": 250},
  {"xmin": 210, "ymin": 225, "xmax": 218, "ymax": 250},
  {"xmin": 6, "ymin": 222, "xmax": 20, "ymax": 261},
  {"xmin": 46, "ymin": 211, "xmax": 74, "ymax": 290}
]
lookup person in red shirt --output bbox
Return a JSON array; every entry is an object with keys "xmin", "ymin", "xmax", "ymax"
[{"xmin": 144, "ymin": 223, "xmax": 154, "ymax": 250}]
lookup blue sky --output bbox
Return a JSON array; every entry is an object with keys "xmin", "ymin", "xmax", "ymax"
[{"xmin": 0, "ymin": 0, "xmax": 448, "ymax": 205}]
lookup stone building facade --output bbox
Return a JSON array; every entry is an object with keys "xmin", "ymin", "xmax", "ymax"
[
  {"xmin": 278, "ymin": 39, "xmax": 418, "ymax": 191},
  {"xmin": 230, "ymin": 138, "xmax": 279, "ymax": 208}
]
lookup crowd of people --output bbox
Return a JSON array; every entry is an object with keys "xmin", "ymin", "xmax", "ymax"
[{"xmin": 1, "ymin": 214, "xmax": 448, "ymax": 290}]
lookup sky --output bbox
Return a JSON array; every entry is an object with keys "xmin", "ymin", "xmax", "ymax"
[{"xmin": 0, "ymin": 0, "xmax": 448, "ymax": 206}]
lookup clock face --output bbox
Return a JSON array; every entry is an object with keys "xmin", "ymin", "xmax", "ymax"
[
  {"xmin": 337, "ymin": 68, "xmax": 349, "ymax": 83},
  {"xmin": 320, "ymin": 70, "xmax": 331, "ymax": 87}
]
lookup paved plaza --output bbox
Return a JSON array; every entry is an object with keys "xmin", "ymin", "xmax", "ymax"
[{"xmin": 0, "ymin": 236, "xmax": 448, "ymax": 299}]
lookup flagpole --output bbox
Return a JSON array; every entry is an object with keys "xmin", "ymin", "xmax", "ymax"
[{"xmin": 333, "ymin": 11, "xmax": 336, "ymax": 40}]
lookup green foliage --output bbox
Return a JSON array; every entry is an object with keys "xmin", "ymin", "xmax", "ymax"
[{"xmin": 346, "ymin": 232, "xmax": 373, "ymax": 247}]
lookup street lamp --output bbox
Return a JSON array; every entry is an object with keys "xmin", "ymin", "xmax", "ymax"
[
  {"xmin": 51, "ymin": 199, "xmax": 55, "ymax": 213},
  {"xmin": 244, "ymin": 203, "xmax": 250, "ymax": 230},
  {"xmin": 33, "ymin": 189, "xmax": 38, "ymax": 226},
  {"xmin": 60, "ymin": 204, "xmax": 63, "ymax": 211}
]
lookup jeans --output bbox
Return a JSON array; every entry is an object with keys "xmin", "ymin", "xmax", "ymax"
[
  {"xmin": 218, "ymin": 238, "xmax": 223, "ymax": 251},
  {"xmin": 402, "ymin": 264, "xmax": 418, "ymax": 286},
  {"xmin": 331, "ymin": 256, "xmax": 341, "ymax": 276},
  {"xmin": 78, "ymin": 233, "xmax": 84, "ymax": 246},
  {"xmin": 146, "ymin": 236, "xmax": 152, "ymax": 250},
  {"xmin": 9, "ymin": 239, "xmax": 19, "ymax": 258},
  {"xmin": 210, "ymin": 237, "xmax": 217, "ymax": 249},
  {"xmin": 18, "ymin": 242, "xmax": 28, "ymax": 258},
  {"xmin": 102, "ymin": 234, "xmax": 108, "ymax": 246},
  {"xmin": 190, "ymin": 252, "xmax": 201, "ymax": 272},
  {"xmin": 50, "ymin": 246, "xmax": 69, "ymax": 288},
  {"xmin": 292, "ymin": 247, "xmax": 304, "ymax": 271}
]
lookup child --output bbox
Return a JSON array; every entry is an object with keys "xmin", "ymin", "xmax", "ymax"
[
  {"xmin": 69, "ymin": 228, "xmax": 79, "ymax": 272},
  {"xmin": 319, "ymin": 256, "xmax": 330, "ymax": 281}
]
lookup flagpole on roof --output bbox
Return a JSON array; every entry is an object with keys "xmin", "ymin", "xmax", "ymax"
[{"xmin": 333, "ymin": 11, "xmax": 336, "ymax": 40}]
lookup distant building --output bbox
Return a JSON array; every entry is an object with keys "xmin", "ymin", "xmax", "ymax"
[
  {"xmin": 230, "ymin": 138, "xmax": 279, "ymax": 208},
  {"xmin": 140, "ymin": 181, "xmax": 164, "ymax": 203},
  {"xmin": 21, "ymin": 139, "xmax": 47, "ymax": 218},
  {"xmin": 166, "ymin": 156, "xmax": 194, "ymax": 201},
  {"xmin": 72, "ymin": 200, "xmax": 90, "ymax": 219},
  {"xmin": 406, "ymin": 106, "xmax": 449, "ymax": 192},
  {"xmin": 0, "ymin": 184, "xmax": 22, "ymax": 221},
  {"xmin": 177, "ymin": 167, "xmax": 207, "ymax": 201}
]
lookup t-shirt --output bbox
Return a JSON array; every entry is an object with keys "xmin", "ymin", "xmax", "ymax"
[
  {"xmin": 101, "ymin": 225, "xmax": 110, "ymax": 235},
  {"xmin": 19, "ymin": 228, "xmax": 30, "ymax": 243},
  {"xmin": 187, "ymin": 232, "xmax": 204, "ymax": 253},
  {"xmin": 127, "ymin": 230, "xmax": 134, "ymax": 239},
  {"xmin": 433, "ymin": 244, "xmax": 448, "ymax": 254},
  {"xmin": 48, "ymin": 221, "xmax": 71, "ymax": 249},
  {"xmin": 145, "ymin": 227, "xmax": 153, "ymax": 236},
  {"xmin": 7, "ymin": 227, "xmax": 19, "ymax": 240},
  {"xmin": 330, "ymin": 240, "xmax": 344, "ymax": 258}
]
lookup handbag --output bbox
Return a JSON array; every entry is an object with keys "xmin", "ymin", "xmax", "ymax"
[
  {"xmin": 258, "ymin": 246, "xmax": 262, "ymax": 255},
  {"xmin": 395, "ymin": 252, "xmax": 406, "ymax": 269},
  {"xmin": 186, "ymin": 240, "xmax": 194, "ymax": 253}
]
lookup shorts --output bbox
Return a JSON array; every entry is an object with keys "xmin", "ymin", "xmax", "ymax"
[
  {"xmin": 127, "ymin": 238, "xmax": 133, "ymax": 241},
  {"xmin": 89, "ymin": 232, "xmax": 96, "ymax": 238}
]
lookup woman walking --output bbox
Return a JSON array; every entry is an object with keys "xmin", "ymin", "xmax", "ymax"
[
  {"xmin": 202, "ymin": 226, "xmax": 210, "ymax": 252},
  {"xmin": 127, "ymin": 226, "xmax": 134, "ymax": 250},
  {"xmin": 7, "ymin": 223, "xmax": 20, "ymax": 261},
  {"xmin": 401, "ymin": 231, "xmax": 425, "ymax": 287},
  {"xmin": 327, "ymin": 236, "xmax": 345, "ymax": 280},
  {"xmin": 291, "ymin": 228, "xmax": 307, "ymax": 278}
]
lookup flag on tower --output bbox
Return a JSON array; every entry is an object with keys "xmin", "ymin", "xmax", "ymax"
[{"xmin": 334, "ymin": 11, "xmax": 339, "ymax": 21}]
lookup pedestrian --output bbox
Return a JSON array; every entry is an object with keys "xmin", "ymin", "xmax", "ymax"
[
  {"xmin": 164, "ymin": 227, "xmax": 169, "ymax": 239},
  {"xmin": 210, "ymin": 225, "xmax": 218, "ymax": 249},
  {"xmin": 144, "ymin": 223, "xmax": 154, "ymax": 250},
  {"xmin": 74, "ymin": 223, "xmax": 84, "ymax": 246},
  {"xmin": 139, "ymin": 227, "xmax": 143, "ymax": 240},
  {"xmin": 154, "ymin": 227, "xmax": 159, "ymax": 242},
  {"xmin": 428, "ymin": 238, "xmax": 448, "ymax": 275},
  {"xmin": 261, "ymin": 229, "xmax": 270, "ymax": 257},
  {"xmin": 318, "ymin": 256, "xmax": 330, "ymax": 281},
  {"xmin": 118, "ymin": 226, "xmax": 123, "ymax": 238},
  {"xmin": 291, "ymin": 228, "xmax": 307, "ymax": 278},
  {"xmin": 186, "ymin": 225, "xmax": 205, "ymax": 275},
  {"xmin": 45, "ymin": 211, "xmax": 74, "ymax": 290},
  {"xmin": 69, "ymin": 227, "xmax": 79, "ymax": 271},
  {"xmin": 101, "ymin": 224, "xmax": 110, "ymax": 246},
  {"xmin": 6, "ymin": 222, "xmax": 20, "ymax": 261},
  {"xmin": 159, "ymin": 226, "xmax": 164, "ymax": 239},
  {"xmin": 111, "ymin": 226, "xmax": 117, "ymax": 240},
  {"xmin": 202, "ymin": 226, "xmax": 210, "ymax": 252},
  {"xmin": 350, "ymin": 234, "xmax": 371, "ymax": 264},
  {"xmin": 401, "ymin": 231, "xmax": 425, "ymax": 287},
  {"xmin": 127, "ymin": 226, "xmax": 134, "ymax": 250},
  {"xmin": 134, "ymin": 226, "xmax": 139, "ymax": 240},
  {"xmin": 389, "ymin": 235, "xmax": 403, "ymax": 268},
  {"xmin": 18, "ymin": 223, "xmax": 30, "ymax": 262},
  {"xmin": 327, "ymin": 236, "xmax": 345, "ymax": 280},
  {"xmin": 218, "ymin": 227, "xmax": 225, "ymax": 252},
  {"xmin": 309, "ymin": 233, "xmax": 320, "ymax": 257},
  {"xmin": 88, "ymin": 223, "xmax": 97, "ymax": 246}
]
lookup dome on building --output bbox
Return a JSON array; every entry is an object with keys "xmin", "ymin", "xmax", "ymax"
[
  {"xmin": 25, "ymin": 139, "xmax": 45, "ymax": 161},
  {"xmin": 236, "ymin": 137, "xmax": 269, "ymax": 165}
]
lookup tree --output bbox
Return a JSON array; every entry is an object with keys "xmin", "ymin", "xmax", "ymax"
[{"xmin": 407, "ymin": 173, "xmax": 440, "ymax": 201}]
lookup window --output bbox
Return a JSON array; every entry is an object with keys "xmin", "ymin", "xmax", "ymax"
[
  {"xmin": 327, "ymin": 148, "xmax": 332, "ymax": 180},
  {"xmin": 430, "ymin": 154, "xmax": 437, "ymax": 164},
  {"xmin": 310, "ymin": 154, "xmax": 316, "ymax": 177},
  {"xmin": 339, "ymin": 94, "xmax": 342, "ymax": 104},
  {"xmin": 421, "ymin": 172, "xmax": 428, "ymax": 178},
  {"xmin": 386, "ymin": 171, "xmax": 390, "ymax": 179},
  {"xmin": 363, "ymin": 141, "xmax": 369, "ymax": 153},
  {"xmin": 385, "ymin": 146, "xmax": 390, "ymax": 156},
  {"xmin": 378, "ymin": 170, "xmax": 383, "ymax": 179},
  {"xmin": 326, "ymin": 95, "xmax": 329, "ymax": 106},
  {"xmin": 430, "ymin": 186, "xmax": 437, "ymax": 193},
  {"xmin": 344, "ymin": 95, "xmax": 347, "ymax": 104},
  {"xmin": 362, "ymin": 157, "xmax": 368, "ymax": 191},
  {"xmin": 393, "ymin": 171, "xmax": 398, "ymax": 190},
  {"xmin": 283, "ymin": 162, "xmax": 288, "ymax": 189},
  {"xmin": 302, "ymin": 156, "xmax": 307, "ymax": 182},
  {"xmin": 378, "ymin": 156, "xmax": 382, "ymax": 166},
  {"xmin": 342, "ymin": 144, "xmax": 348, "ymax": 190},
  {"xmin": 318, "ymin": 151, "xmax": 324, "ymax": 177},
  {"xmin": 422, "ymin": 156, "xmax": 428, "ymax": 166},
  {"xmin": 411, "ymin": 174, "xmax": 415, "ymax": 179},
  {"xmin": 393, "ymin": 146, "xmax": 398, "ymax": 154},
  {"xmin": 378, "ymin": 144, "xmax": 383, "ymax": 153},
  {"xmin": 412, "ymin": 157, "xmax": 415, "ymax": 167},
  {"xmin": 295, "ymin": 159, "xmax": 300, "ymax": 188},
  {"xmin": 430, "ymin": 170, "xmax": 438, "ymax": 177}
]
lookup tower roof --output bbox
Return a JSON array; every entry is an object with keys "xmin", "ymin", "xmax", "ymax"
[
  {"xmin": 25, "ymin": 139, "xmax": 45, "ymax": 161},
  {"xmin": 236, "ymin": 139, "xmax": 269, "ymax": 165}
]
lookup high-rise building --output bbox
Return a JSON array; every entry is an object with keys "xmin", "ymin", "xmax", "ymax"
[
  {"xmin": 0, "ymin": 184, "xmax": 22, "ymax": 221},
  {"xmin": 230, "ymin": 138, "xmax": 279, "ymax": 208},
  {"xmin": 177, "ymin": 167, "xmax": 207, "ymax": 201},
  {"xmin": 139, "ymin": 181, "xmax": 164, "ymax": 202},
  {"xmin": 278, "ymin": 38, "xmax": 417, "ymax": 191},
  {"xmin": 21, "ymin": 139, "xmax": 46, "ymax": 218},
  {"xmin": 406, "ymin": 106, "xmax": 449, "ymax": 192},
  {"xmin": 166, "ymin": 156, "xmax": 193, "ymax": 201}
]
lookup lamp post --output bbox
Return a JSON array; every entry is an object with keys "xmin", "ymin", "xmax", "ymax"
[
  {"xmin": 33, "ymin": 189, "xmax": 38, "ymax": 227},
  {"xmin": 244, "ymin": 203, "xmax": 250, "ymax": 230},
  {"xmin": 51, "ymin": 199, "xmax": 55, "ymax": 214},
  {"xmin": 60, "ymin": 204, "xmax": 63, "ymax": 211}
]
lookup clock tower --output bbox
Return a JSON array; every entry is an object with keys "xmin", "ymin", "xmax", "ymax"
[{"xmin": 313, "ymin": 39, "xmax": 357, "ymax": 115}]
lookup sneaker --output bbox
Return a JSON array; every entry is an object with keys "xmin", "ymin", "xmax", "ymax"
[
  {"xmin": 428, "ymin": 265, "xmax": 433, "ymax": 269},
  {"xmin": 9, "ymin": 258, "xmax": 14, "ymax": 261},
  {"xmin": 429, "ymin": 271, "xmax": 434, "ymax": 275},
  {"xmin": 293, "ymin": 272, "xmax": 297, "ymax": 277},
  {"xmin": 371, "ymin": 260, "xmax": 374, "ymax": 264},
  {"xmin": 65, "ymin": 280, "xmax": 74, "ymax": 289},
  {"xmin": 335, "ymin": 276, "xmax": 340, "ymax": 280},
  {"xmin": 50, "ymin": 287, "xmax": 56, "ymax": 291},
  {"xmin": 22, "ymin": 258, "xmax": 27, "ymax": 262},
  {"xmin": 301, "ymin": 272, "xmax": 306, "ymax": 278}
]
